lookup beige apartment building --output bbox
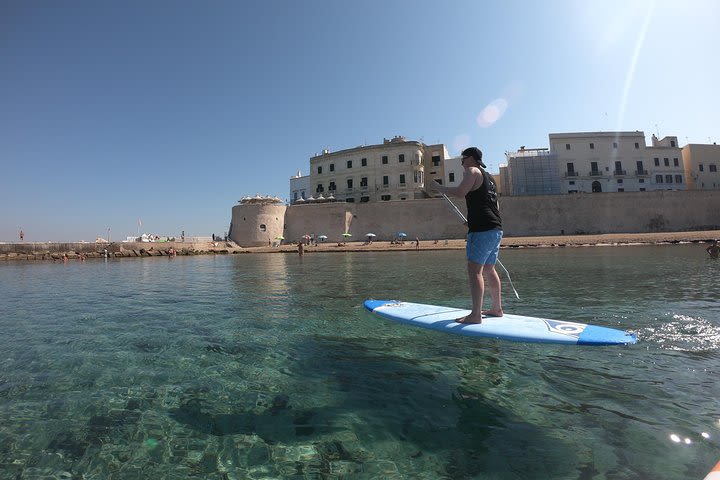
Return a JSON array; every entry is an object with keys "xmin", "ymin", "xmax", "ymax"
[
  {"xmin": 682, "ymin": 143, "xmax": 720, "ymax": 190},
  {"xmin": 547, "ymin": 131, "xmax": 685, "ymax": 194},
  {"xmin": 293, "ymin": 136, "xmax": 450, "ymax": 204}
]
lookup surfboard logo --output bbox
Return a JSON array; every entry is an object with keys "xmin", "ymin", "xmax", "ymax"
[{"xmin": 543, "ymin": 319, "xmax": 587, "ymax": 337}]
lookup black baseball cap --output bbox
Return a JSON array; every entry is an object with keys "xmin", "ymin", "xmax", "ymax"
[{"xmin": 461, "ymin": 147, "xmax": 486, "ymax": 168}]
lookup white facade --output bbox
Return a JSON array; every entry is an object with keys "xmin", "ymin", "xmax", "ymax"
[
  {"xmin": 549, "ymin": 131, "xmax": 685, "ymax": 194},
  {"xmin": 442, "ymin": 156, "xmax": 463, "ymax": 188},
  {"xmin": 289, "ymin": 170, "xmax": 310, "ymax": 203}
]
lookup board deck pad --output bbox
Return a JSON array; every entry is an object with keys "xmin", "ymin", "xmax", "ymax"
[{"xmin": 364, "ymin": 300, "xmax": 637, "ymax": 345}]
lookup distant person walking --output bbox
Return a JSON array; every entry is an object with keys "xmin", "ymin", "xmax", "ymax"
[
  {"xmin": 431, "ymin": 146, "xmax": 503, "ymax": 324},
  {"xmin": 297, "ymin": 241, "xmax": 304, "ymax": 256},
  {"xmin": 707, "ymin": 241, "xmax": 720, "ymax": 259}
]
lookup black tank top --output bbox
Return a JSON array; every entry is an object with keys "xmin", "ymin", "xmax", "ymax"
[{"xmin": 465, "ymin": 171, "xmax": 502, "ymax": 232}]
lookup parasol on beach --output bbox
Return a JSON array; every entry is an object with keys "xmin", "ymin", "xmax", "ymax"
[
  {"xmin": 366, "ymin": 233, "xmax": 376, "ymax": 237},
  {"xmin": 342, "ymin": 233, "xmax": 352, "ymax": 237},
  {"xmin": 318, "ymin": 235, "xmax": 328, "ymax": 241},
  {"xmin": 397, "ymin": 232, "xmax": 407, "ymax": 238}
]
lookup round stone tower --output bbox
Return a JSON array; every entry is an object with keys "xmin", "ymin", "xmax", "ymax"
[{"xmin": 229, "ymin": 195, "xmax": 287, "ymax": 247}]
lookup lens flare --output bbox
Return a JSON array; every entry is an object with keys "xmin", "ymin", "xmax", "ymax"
[{"xmin": 476, "ymin": 98, "xmax": 508, "ymax": 128}]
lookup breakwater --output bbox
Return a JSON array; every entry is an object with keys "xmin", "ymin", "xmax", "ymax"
[{"xmin": 0, "ymin": 241, "xmax": 234, "ymax": 261}]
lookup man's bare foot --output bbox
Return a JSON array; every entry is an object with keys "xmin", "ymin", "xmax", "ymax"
[
  {"xmin": 456, "ymin": 314, "xmax": 483, "ymax": 324},
  {"xmin": 482, "ymin": 309, "xmax": 503, "ymax": 317}
]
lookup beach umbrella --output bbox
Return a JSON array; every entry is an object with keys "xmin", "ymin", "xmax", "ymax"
[
  {"xmin": 342, "ymin": 233, "xmax": 352, "ymax": 237},
  {"xmin": 318, "ymin": 235, "xmax": 328, "ymax": 241},
  {"xmin": 366, "ymin": 233, "xmax": 376, "ymax": 237},
  {"xmin": 397, "ymin": 232, "xmax": 407, "ymax": 237},
  {"xmin": 302, "ymin": 234, "xmax": 311, "ymax": 239}
]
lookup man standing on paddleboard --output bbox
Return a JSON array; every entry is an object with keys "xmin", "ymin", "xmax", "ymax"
[{"xmin": 431, "ymin": 147, "xmax": 503, "ymax": 324}]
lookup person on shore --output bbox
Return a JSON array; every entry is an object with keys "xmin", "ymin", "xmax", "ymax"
[
  {"xmin": 707, "ymin": 241, "xmax": 720, "ymax": 259},
  {"xmin": 431, "ymin": 146, "xmax": 503, "ymax": 324},
  {"xmin": 297, "ymin": 241, "xmax": 304, "ymax": 256},
  {"xmin": 415, "ymin": 237, "xmax": 420, "ymax": 251}
]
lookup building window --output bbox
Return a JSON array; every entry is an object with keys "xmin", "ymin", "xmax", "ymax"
[
  {"xmin": 316, "ymin": 183, "xmax": 324, "ymax": 192},
  {"xmin": 330, "ymin": 163, "xmax": 334, "ymax": 172},
  {"xmin": 361, "ymin": 158, "xmax": 367, "ymax": 167},
  {"xmin": 673, "ymin": 158, "xmax": 679, "ymax": 167},
  {"xmin": 347, "ymin": 160, "xmax": 352, "ymax": 169},
  {"xmin": 347, "ymin": 179, "xmax": 353, "ymax": 188},
  {"xmin": 710, "ymin": 165, "xmax": 718, "ymax": 172},
  {"xmin": 591, "ymin": 161, "xmax": 599, "ymax": 174},
  {"xmin": 640, "ymin": 188, "xmax": 646, "ymax": 191},
  {"xmin": 432, "ymin": 155, "xmax": 440, "ymax": 166},
  {"xmin": 618, "ymin": 188, "xmax": 624, "ymax": 192},
  {"xmin": 360, "ymin": 177, "xmax": 367, "ymax": 187},
  {"xmin": 639, "ymin": 178, "xmax": 645, "ymax": 183},
  {"xmin": 664, "ymin": 158, "xmax": 669, "ymax": 166},
  {"xmin": 675, "ymin": 175, "xmax": 683, "ymax": 183},
  {"xmin": 617, "ymin": 179, "xmax": 623, "ymax": 184},
  {"xmin": 656, "ymin": 175, "xmax": 663, "ymax": 183},
  {"xmin": 399, "ymin": 154, "xmax": 405, "ymax": 163},
  {"xmin": 399, "ymin": 174, "xmax": 406, "ymax": 184},
  {"xmin": 381, "ymin": 195, "xmax": 391, "ymax": 201},
  {"xmin": 346, "ymin": 198, "xmax": 355, "ymax": 203},
  {"xmin": 671, "ymin": 140, "xmax": 676, "ymax": 147},
  {"xmin": 259, "ymin": 224, "xmax": 266, "ymax": 232},
  {"xmin": 383, "ymin": 175, "xmax": 389, "ymax": 185},
  {"xmin": 449, "ymin": 172, "xmax": 455, "ymax": 183},
  {"xmin": 329, "ymin": 181, "xmax": 336, "ymax": 191},
  {"xmin": 360, "ymin": 196, "xmax": 369, "ymax": 203},
  {"xmin": 317, "ymin": 166, "xmax": 322, "ymax": 174},
  {"xmin": 635, "ymin": 142, "xmax": 640, "ymax": 149},
  {"xmin": 654, "ymin": 157, "xmax": 660, "ymax": 166},
  {"xmin": 569, "ymin": 181, "xmax": 575, "ymax": 185},
  {"xmin": 613, "ymin": 142, "xmax": 618, "ymax": 149},
  {"xmin": 567, "ymin": 162, "xmax": 575, "ymax": 175},
  {"xmin": 589, "ymin": 143, "xmax": 594, "ymax": 149},
  {"xmin": 565, "ymin": 144, "xmax": 571, "ymax": 150},
  {"xmin": 665, "ymin": 175, "xmax": 673, "ymax": 183},
  {"xmin": 382, "ymin": 155, "xmax": 388, "ymax": 164},
  {"xmin": 699, "ymin": 164, "xmax": 704, "ymax": 172},
  {"xmin": 614, "ymin": 161, "xmax": 623, "ymax": 174}
]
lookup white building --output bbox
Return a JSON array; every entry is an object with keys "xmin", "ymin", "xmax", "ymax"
[
  {"xmin": 539, "ymin": 131, "xmax": 685, "ymax": 194},
  {"xmin": 289, "ymin": 170, "xmax": 310, "ymax": 203}
]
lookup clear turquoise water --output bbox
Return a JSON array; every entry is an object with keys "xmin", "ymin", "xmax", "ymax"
[{"xmin": 1, "ymin": 245, "xmax": 719, "ymax": 479}]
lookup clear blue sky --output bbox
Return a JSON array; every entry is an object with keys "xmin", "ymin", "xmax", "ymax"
[{"xmin": 2, "ymin": 0, "xmax": 718, "ymax": 242}]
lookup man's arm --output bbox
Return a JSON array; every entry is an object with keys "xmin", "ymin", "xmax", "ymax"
[{"xmin": 430, "ymin": 167, "xmax": 482, "ymax": 198}]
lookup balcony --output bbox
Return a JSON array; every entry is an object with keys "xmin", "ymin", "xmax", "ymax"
[
  {"xmin": 589, "ymin": 171, "xmax": 603, "ymax": 177},
  {"xmin": 613, "ymin": 170, "xmax": 627, "ymax": 176},
  {"xmin": 635, "ymin": 169, "xmax": 649, "ymax": 176},
  {"xmin": 564, "ymin": 171, "xmax": 578, "ymax": 178}
]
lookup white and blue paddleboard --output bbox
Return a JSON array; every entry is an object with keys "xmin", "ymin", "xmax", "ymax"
[{"xmin": 364, "ymin": 300, "xmax": 637, "ymax": 346}]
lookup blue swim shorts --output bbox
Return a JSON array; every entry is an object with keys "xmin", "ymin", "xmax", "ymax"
[{"xmin": 466, "ymin": 229, "xmax": 503, "ymax": 265}]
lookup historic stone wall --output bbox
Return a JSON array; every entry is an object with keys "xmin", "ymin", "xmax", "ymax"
[{"xmin": 277, "ymin": 190, "xmax": 719, "ymax": 243}]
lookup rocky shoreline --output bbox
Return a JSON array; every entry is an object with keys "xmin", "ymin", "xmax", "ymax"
[{"xmin": 2, "ymin": 230, "xmax": 719, "ymax": 261}]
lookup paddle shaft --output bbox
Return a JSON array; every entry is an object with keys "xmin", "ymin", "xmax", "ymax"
[{"xmin": 440, "ymin": 192, "xmax": 520, "ymax": 299}]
